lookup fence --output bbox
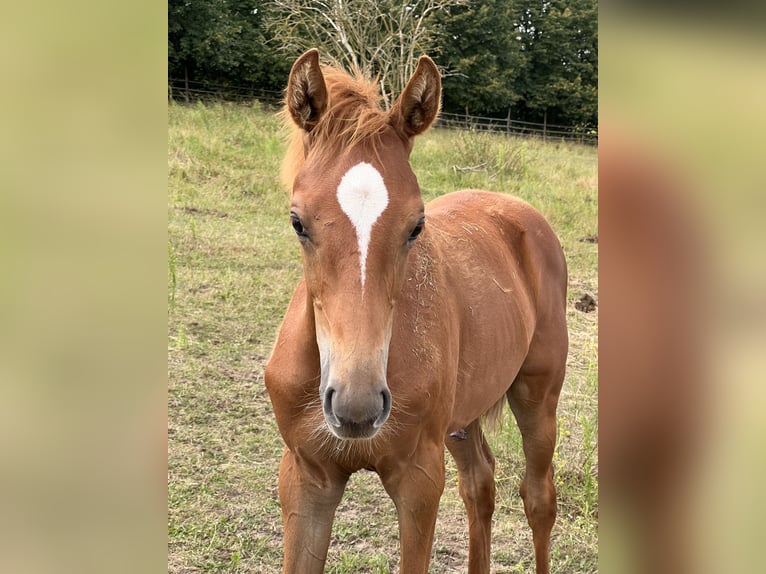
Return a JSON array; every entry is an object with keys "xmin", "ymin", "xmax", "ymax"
[
  {"xmin": 436, "ymin": 111, "xmax": 597, "ymax": 145},
  {"xmin": 168, "ymin": 78, "xmax": 284, "ymax": 107},
  {"xmin": 169, "ymin": 79, "xmax": 598, "ymax": 145}
]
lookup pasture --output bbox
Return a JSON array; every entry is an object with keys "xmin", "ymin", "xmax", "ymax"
[{"xmin": 168, "ymin": 102, "xmax": 598, "ymax": 573}]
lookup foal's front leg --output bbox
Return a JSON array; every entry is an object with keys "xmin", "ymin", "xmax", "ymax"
[
  {"xmin": 380, "ymin": 441, "xmax": 445, "ymax": 574},
  {"xmin": 278, "ymin": 447, "xmax": 348, "ymax": 574}
]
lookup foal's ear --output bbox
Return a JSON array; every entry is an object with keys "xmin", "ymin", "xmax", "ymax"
[
  {"xmin": 286, "ymin": 49, "xmax": 328, "ymax": 132},
  {"xmin": 390, "ymin": 56, "xmax": 442, "ymax": 140}
]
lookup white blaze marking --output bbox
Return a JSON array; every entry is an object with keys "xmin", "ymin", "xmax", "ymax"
[{"xmin": 336, "ymin": 162, "xmax": 389, "ymax": 290}]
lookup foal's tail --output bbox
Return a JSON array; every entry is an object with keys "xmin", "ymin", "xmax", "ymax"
[{"xmin": 481, "ymin": 393, "xmax": 510, "ymax": 434}]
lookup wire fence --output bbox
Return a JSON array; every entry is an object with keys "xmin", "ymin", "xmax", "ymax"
[
  {"xmin": 168, "ymin": 78, "xmax": 284, "ymax": 107},
  {"xmin": 169, "ymin": 79, "xmax": 598, "ymax": 145},
  {"xmin": 436, "ymin": 111, "xmax": 597, "ymax": 145}
]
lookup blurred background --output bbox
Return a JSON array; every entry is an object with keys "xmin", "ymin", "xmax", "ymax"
[{"xmin": 600, "ymin": 4, "xmax": 766, "ymax": 573}]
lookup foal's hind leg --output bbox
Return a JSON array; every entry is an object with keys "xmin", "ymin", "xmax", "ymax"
[
  {"xmin": 446, "ymin": 419, "xmax": 496, "ymax": 574},
  {"xmin": 508, "ymin": 368, "xmax": 564, "ymax": 574}
]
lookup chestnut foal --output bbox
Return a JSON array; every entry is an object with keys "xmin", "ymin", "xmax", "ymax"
[{"xmin": 265, "ymin": 49, "xmax": 568, "ymax": 573}]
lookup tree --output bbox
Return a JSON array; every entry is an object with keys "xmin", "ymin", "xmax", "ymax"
[
  {"xmin": 267, "ymin": 0, "xmax": 466, "ymax": 107},
  {"xmin": 167, "ymin": 0, "xmax": 597, "ymax": 128},
  {"xmin": 433, "ymin": 0, "xmax": 527, "ymax": 115},
  {"xmin": 516, "ymin": 0, "xmax": 597, "ymax": 127},
  {"xmin": 168, "ymin": 0, "xmax": 291, "ymax": 94}
]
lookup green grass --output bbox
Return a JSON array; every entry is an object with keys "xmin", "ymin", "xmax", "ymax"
[{"xmin": 168, "ymin": 101, "xmax": 598, "ymax": 573}]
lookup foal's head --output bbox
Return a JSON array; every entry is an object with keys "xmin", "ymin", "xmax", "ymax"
[{"xmin": 282, "ymin": 50, "xmax": 441, "ymax": 440}]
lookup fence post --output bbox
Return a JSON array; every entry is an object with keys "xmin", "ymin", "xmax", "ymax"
[
  {"xmin": 543, "ymin": 110, "xmax": 547, "ymax": 142},
  {"xmin": 183, "ymin": 66, "xmax": 190, "ymax": 102}
]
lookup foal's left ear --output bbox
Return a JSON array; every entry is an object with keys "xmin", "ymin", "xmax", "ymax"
[
  {"xmin": 286, "ymin": 49, "xmax": 328, "ymax": 133},
  {"xmin": 390, "ymin": 56, "xmax": 442, "ymax": 140}
]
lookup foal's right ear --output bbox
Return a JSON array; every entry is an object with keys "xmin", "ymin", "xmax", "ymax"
[{"xmin": 286, "ymin": 49, "xmax": 328, "ymax": 133}]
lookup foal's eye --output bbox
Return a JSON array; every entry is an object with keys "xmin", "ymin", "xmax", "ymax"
[
  {"xmin": 290, "ymin": 212, "xmax": 308, "ymax": 239},
  {"xmin": 408, "ymin": 217, "xmax": 425, "ymax": 244}
]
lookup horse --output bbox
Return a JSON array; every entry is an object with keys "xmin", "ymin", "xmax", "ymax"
[{"xmin": 264, "ymin": 49, "xmax": 568, "ymax": 574}]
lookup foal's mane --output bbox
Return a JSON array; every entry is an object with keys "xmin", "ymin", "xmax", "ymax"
[{"xmin": 280, "ymin": 64, "xmax": 390, "ymax": 191}]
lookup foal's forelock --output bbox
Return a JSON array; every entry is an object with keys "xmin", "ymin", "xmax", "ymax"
[{"xmin": 279, "ymin": 67, "xmax": 389, "ymax": 191}]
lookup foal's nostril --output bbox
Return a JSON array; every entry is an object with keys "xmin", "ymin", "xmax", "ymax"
[
  {"xmin": 323, "ymin": 387, "xmax": 340, "ymax": 427},
  {"xmin": 374, "ymin": 388, "xmax": 392, "ymax": 428}
]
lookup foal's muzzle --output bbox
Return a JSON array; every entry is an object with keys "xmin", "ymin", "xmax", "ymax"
[{"xmin": 322, "ymin": 384, "xmax": 392, "ymax": 439}]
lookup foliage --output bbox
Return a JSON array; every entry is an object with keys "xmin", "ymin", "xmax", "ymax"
[
  {"xmin": 515, "ymin": 0, "xmax": 598, "ymax": 126},
  {"xmin": 434, "ymin": 0, "xmax": 527, "ymax": 115},
  {"xmin": 167, "ymin": 0, "xmax": 597, "ymax": 127},
  {"xmin": 168, "ymin": 0, "xmax": 291, "ymax": 91},
  {"xmin": 433, "ymin": 0, "xmax": 597, "ymax": 127}
]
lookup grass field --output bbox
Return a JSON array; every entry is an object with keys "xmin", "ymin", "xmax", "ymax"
[{"xmin": 168, "ymin": 101, "xmax": 598, "ymax": 573}]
